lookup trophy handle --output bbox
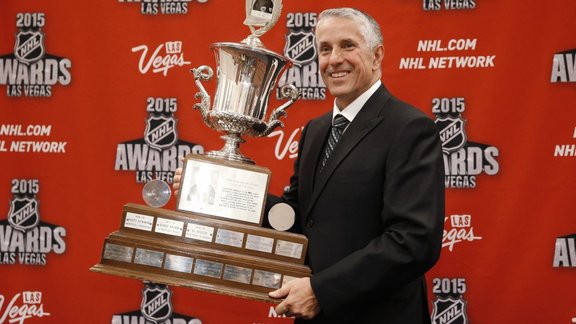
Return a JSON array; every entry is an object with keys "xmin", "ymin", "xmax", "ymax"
[
  {"xmin": 191, "ymin": 66, "xmax": 214, "ymax": 122},
  {"xmin": 259, "ymin": 84, "xmax": 301, "ymax": 137}
]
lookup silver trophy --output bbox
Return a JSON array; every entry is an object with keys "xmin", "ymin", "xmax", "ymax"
[
  {"xmin": 92, "ymin": 1, "xmax": 311, "ymax": 303},
  {"xmin": 191, "ymin": 0, "xmax": 300, "ymax": 164}
]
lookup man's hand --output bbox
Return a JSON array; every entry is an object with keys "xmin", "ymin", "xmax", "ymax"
[
  {"xmin": 269, "ymin": 277, "xmax": 320, "ymax": 319},
  {"xmin": 173, "ymin": 167, "xmax": 183, "ymax": 197}
]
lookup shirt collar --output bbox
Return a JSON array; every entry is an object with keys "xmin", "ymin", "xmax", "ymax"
[{"xmin": 331, "ymin": 80, "xmax": 382, "ymax": 124}]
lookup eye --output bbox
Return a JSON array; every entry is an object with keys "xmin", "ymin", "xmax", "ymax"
[
  {"xmin": 343, "ymin": 43, "xmax": 355, "ymax": 50},
  {"xmin": 319, "ymin": 46, "xmax": 331, "ymax": 54},
  {"xmin": 341, "ymin": 40, "xmax": 357, "ymax": 50}
]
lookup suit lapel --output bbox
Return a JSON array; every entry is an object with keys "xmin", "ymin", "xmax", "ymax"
[
  {"xmin": 304, "ymin": 85, "xmax": 392, "ymax": 219},
  {"xmin": 299, "ymin": 113, "xmax": 331, "ymax": 212}
]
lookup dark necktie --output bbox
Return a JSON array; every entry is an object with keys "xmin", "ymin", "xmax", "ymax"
[{"xmin": 320, "ymin": 114, "xmax": 349, "ymax": 170}]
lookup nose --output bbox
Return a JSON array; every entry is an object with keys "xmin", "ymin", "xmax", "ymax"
[{"xmin": 327, "ymin": 48, "xmax": 344, "ymax": 66}]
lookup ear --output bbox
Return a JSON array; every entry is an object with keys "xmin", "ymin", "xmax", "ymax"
[{"xmin": 372, "ymin": 45, "xmax": 384, "ymax": 70}]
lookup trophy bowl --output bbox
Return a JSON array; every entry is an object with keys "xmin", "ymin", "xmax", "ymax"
[{"xmin": 192, "ymin": 42, "xmax": 300, "ymax": 164}]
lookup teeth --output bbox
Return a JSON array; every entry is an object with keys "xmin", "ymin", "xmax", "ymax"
[{"xmin": 331, "ymin": 71, "xmax": 348, "ymax": 78}]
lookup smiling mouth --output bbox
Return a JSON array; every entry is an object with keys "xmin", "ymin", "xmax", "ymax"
[{"xmin": 330, "ymin": 71, "xmax": 349, "ymax": 78}]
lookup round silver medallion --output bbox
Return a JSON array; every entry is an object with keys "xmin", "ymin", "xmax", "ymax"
[{"xmin": 142, "ymin": 179, "xmax": 171, "ymax": 208}]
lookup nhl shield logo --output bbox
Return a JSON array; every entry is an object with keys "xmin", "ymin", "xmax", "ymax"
[
  {"xmin": 145, "ymin": 116, "xmax": 178, "ymax": 150},
  {"xmin": 14, "ymin": 30, "xmax": 45, "ymax": 64},
  {"xmin": 431, "ymin": 296, "xmax": 468, "ymax": 324},
  {"xmin": 284, "ymin": 30, "xmax": 317, "ymax": 66},
  {"xmin": 8, "ymin": 197, "xmax": 40, "ymax": 232},
  {"xmin": 141, "ymin": 283, "xmax": 173, "ymax": 323},
  {"xmin": 435, "ymin": 115, "xmax": 466, "ymax": 153}
]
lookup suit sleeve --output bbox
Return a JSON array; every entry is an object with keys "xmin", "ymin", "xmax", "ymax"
[
  {"xmin": 310, "ymin": 116, "xmax": 445, "ymax": 316},
  {"xmin": 264, "ymin": 121, "xmax": 311, "ymax": 234}
]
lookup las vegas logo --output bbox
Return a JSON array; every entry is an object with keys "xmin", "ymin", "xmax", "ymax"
[
  {"xmin": 114, "ymin": 97, "xmax": 204, "ymax": 183},
  {"xmin": 432, "ymin": 97, "xmax": 499, "ymax": 189},
  {"xmin": 0, "ymin": 13, "xmax": 72, "ymax": 97},
  {"xmin": 1, "ymin": 179, "xmax": 67, "ymax": 266}
]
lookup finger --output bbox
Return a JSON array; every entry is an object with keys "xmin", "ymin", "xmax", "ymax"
[
  {"xmin": 173, "ymin": 166, "xmax": 183, "ymax": 198},
  {"xmin": 275, "ymin": 303, "xmax": 289, "ymax": 315},
  {"xmin": 268, "ymin": 286, "xmax": 288, "ymax": 299}
]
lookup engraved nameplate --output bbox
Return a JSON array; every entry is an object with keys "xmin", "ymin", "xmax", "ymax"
[
  {"xmin": 252, "ymin": 269, "xmax": 281, "ymax": 289},
  {"xmin": 134, "ymin": 248, "xmax": 164, "ymax": 268},
  {"xmin": 164, "ymin": 254, "xmax": 194, "ymax": 273},
  {"xmin": 186, "ymin": 223, "xmax": 215, "ymax": 242},
  {"xmin": 124, "ymin": 212, "xmax": 154, "ymax": 231},
  {"xmin": 245, "ymin": 234, "xmax": 274, "ymax": 253},
  {"xmin": 223, "ymin": 265, "xmax": 253, "ymax": 284},
  {"xmin": 275, "ymin": 240, "xmax": 303, "ymax": 259},
  {"xmin": 155, "ymin": 218, "xmax": 184, "ymax": 237},
  {"xmin": 194, "ymin": 259, "xmax": 223, "ymax": 278},
  {"xmin": 215, "ymin": 229, "xmax": 244, "ymax": 248},
  {"xmin": 177, "ymin": 157, "xmax": 269, "ymax": 224},
  {"xmin": 103, "ymin": 243, "xmax": 134, "ymax": 263}
]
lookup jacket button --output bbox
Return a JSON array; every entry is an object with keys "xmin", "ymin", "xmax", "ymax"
[{"xmin": 306, "ymin": 219, "xmax": 314, "ymax": 228}]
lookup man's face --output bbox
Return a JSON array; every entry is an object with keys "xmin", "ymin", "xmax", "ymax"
[{"xmin": 316, "ymin": 16, "xmax": 383, "ymax": 108}]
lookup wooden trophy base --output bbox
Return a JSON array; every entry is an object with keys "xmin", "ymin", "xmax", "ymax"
[{"xmin": 91, "ymin": 203, "xmax": 311, "ymax": 303}]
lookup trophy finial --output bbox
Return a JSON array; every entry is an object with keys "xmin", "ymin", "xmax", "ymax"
[{"xmin": 242, "ymin": 0, "xmax": 282, "ymax": 47}]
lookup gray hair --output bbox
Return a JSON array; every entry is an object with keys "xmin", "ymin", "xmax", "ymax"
[{"xmin": 317, "ymin": 8, "xmax": 383, "ymax": 50}]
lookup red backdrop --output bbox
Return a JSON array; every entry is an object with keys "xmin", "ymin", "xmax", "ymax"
[{"xmin": 1, "ymin": 0, "xmax": 575, "ymax": 323}]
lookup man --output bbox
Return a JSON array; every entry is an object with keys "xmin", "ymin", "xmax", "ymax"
[
  {"xmin": 265, "ymin": 8, "xmax": 444, "ymax": 323},
  {"xmin": 174, "ymin": 7, "xmax": 444, "ymax": 323}
]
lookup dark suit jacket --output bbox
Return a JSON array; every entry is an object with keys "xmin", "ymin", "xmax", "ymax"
[{"xmin": 268, "ymin": 85, "xmax": 445, "ymax": 323}]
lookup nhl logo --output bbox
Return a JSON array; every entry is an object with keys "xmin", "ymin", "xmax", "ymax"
[
  {"xmin": 14, "ymin": 30, "xmax": 45, "ymax": 64},
  {"xmin": 8, "ymin": 197, "xmax": 40, "ymax": 232},
  {"xmin": 145, "ymin": 115, "xmax": 178, "ymax": 150},
  {"xmin": 435, "ymin": 115, "xmax": 466, "ymax": 153},
  {"xmin": 284, "ymin": 30, "xmax": 317, "ymax": 66},
  {"xmin": 431, "ymin": 296, "xmax": 468, "ymax": 324},
  {"xmin": 141, "ymin": 283, "xmax": 173, "ymax": 323}
]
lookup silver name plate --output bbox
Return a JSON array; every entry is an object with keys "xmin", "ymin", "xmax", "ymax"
[
  {"xmin": 193, "ymin": 259, "xmax": 223, "ymax": 278},
  {"xmin": 245, "ymin": 234, "xmax": 274, "ymax": 253},
  {"xmin": 215, "ymin": 229, "xmax": 244, "ymax": 248},
  {"xmin": 103, "ymin": 243, "xmax": 133, "ymax": 263},
  {"xmin": 155, "ymin": 218, "xmax": 184, "ymax": 237},
  {"xmin": 275, "ymin": 240, "xmax": 303, "ymax": 259},
  {"xmin": 164, "ymin": 254, "xmax": 194, "ymax": 273},
  {"xmin": 186, "ymin": 223, "xmax": 215, "ymax": 242},
  {"xmin": 223, "ymin": 265, "xmax": 253, "ymax": 284},
  {"xmin": 252, "ymin": 269, "xmax": 281, "ymax": 289},
  {"xmin": 124, "ymin": 212, "xmax": 154, "ymax": 232},
  {"xmin": 134, "ymin": 248, "xmax": 164, "ymax": 268}
]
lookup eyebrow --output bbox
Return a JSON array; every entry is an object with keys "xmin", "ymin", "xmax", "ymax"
[
  {"xmin": 341, "ymin": 38, "xmax": 357, "ymax": 45},
  {"xmin": 318, "ymin": 38, "xmax": 358, "ymax": 46}
]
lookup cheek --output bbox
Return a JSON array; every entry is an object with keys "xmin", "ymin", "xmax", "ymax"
[{"xmin": 318, "ymin": 57, "xmax": 329, "ymax": 72}]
